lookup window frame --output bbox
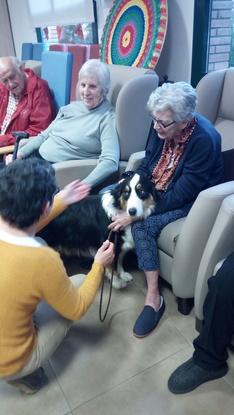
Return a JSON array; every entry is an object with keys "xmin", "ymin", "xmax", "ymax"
[{"xmin": 191, "ymin": 0, "xmax": 212, "ymax": 87}]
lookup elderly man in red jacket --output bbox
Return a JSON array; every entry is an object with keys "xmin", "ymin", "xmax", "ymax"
[{"xmin": 0, "ymin": 56, "xmax": 54, "ymax": 147}]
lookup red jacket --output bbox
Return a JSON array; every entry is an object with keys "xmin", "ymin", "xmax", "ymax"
[{"xmin": 0, "ymin": 68, "xmax": 54, "ymax": 146}]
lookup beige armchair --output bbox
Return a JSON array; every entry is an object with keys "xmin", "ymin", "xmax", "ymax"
[
  {"xmin": 126, "ymin": 67, "xmax": 234, "ymax": 315},
  {"xmin": 191, "ymin": 67, "xmax": 234, "ymax": 324},
  {"xmin": 53, "ymin": 64, "xmax": 159, "ymax": 190},
  {"xmin": 194, "ymin": 193, "xmax": 234, "ymax": 331},
  {"xmin": 196, "ymin": 67, "xmax": 234, "ymax": 182}
]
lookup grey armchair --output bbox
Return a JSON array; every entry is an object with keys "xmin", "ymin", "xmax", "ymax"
[
  {"xmin": 194, "ymin": 193, "xmax": 234, "ymax": 331},
  {"xmin": 53, "ymin": 64, "xmax": 159, "ymax": 190},
  {"xmin": 196, "ymin": 67, "xmax": 234, "ymax": 182}
]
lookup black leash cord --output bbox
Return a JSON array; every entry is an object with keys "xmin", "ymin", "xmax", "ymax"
[{"xmin": 99, "ymin": 231, "xmax": 118, "ymax": 322}]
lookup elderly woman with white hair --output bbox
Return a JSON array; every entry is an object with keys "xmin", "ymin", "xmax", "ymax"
[
  {"xmin": 109, "ymin": 81, "xmax": 223, "ymax": 337},
  {"xmin": 13, "ymin": 59, "xmax": 120, "ymax": 189}
]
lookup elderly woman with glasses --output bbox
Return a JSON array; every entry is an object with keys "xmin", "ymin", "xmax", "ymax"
[{"xmin": 109, "ymin": 81, "xmax": 223, "ymax": 338}]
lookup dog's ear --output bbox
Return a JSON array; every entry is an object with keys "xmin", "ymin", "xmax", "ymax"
[
  {"xmin": 152, "ymin": 187, "xmax": 158, "ymax": 202},
  {"xmin": 110, "ymin": 181, "xmax": 124, "ymax": 208},
  {"xmin": 121, "ymin": 170, "xmax": 135, "ymax": 180}
]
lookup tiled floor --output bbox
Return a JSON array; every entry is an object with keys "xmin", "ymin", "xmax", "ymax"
[{"xmin": 1, "ymin": 267, "xmax": 234, "ymax": 415}]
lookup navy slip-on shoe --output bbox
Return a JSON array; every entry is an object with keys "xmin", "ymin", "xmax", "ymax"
[{"xmin": 133, "ymin": 296, "xmax": 165, "ymax": 338}]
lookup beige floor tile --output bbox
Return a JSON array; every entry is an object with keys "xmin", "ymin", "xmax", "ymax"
[
  {"xmin": 71, "ymin": 348, "xmax": 234, "ymax": 415},
  {"xmin": 49, "ymin": 283, "xmax": 190, "ymax": 410},
  {"xmin": 0, "ymin": 362, "xmax": 70, "ymax": 415}
]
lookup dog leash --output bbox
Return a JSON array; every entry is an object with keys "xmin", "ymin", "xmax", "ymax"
[{"xmin": 99, "ymin": 230, "xmax": 119, "ymax": 322}]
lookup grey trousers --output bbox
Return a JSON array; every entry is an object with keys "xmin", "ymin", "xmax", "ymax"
[{"xmin": 3, "ymin": 274, "xmax": 85, "ymax": 381}]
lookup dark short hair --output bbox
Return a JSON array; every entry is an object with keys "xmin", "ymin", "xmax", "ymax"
[{"xmin": 0, "ymin": 158, "xmax": 57, "ymax": 229}]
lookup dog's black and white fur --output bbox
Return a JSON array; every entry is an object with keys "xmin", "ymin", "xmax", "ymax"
[{"xmin": 39, "ymin": 172, "xmax": 156, "ymax": 288}]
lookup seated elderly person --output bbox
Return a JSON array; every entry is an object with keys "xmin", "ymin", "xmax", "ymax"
[
  {"xmin": 109, "ymin": 81, "xmax": 223, "ymax": 338},
  {"xmin": 0, "ymin": 56, "xmax": 54, "ymax": 147},
  {"xmin": 15, "ymin": 59, "xmax": 120, "ymax": 189}
]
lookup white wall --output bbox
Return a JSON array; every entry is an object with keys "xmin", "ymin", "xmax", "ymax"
[
  {"xmin": 156, "ymin": 0, "xmax": 195, "ymax": 83},
  {"xmin": 97, "ymin": 0, "xmax": 195, "ymax": 82},
  {"xmin": 7, "ymin": 0, "xmax": 195, "ymax": 82},
  {"xmin": 7, "ymin": 0, "xmax": 37, "ymax": 58}
]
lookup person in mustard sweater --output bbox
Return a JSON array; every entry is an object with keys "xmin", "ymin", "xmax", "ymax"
[{"xmin": 0, "ymin": 157, "xmax": 114, "ymax": 394}]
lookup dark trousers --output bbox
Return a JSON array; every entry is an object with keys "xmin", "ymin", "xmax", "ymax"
[
  {"xmin": 193, "ymin": 252, "xmax": 234, "ymax": 370},
  {"xmin": 131, "ymin": 204, "xmax": 191, "ymax": 271}
]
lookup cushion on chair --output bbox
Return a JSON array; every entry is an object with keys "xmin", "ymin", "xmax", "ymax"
[
  {"xmin": 41, "ymin": 51, "xmax": 73, "ymax": 112},
  {"xmin": 50, "ymin": 43, "xmax": 87, "ymax": 101},
  {"xmin": 85, "ymin": 44, "xmax": 100, "ymax": 60},
  {"xmin": 21, "ymin": 43, "xmax": 33, "ymax": 61},
  {"xmin": 32, "ymin": 43, "xmax": 45, "ymax": 61}
]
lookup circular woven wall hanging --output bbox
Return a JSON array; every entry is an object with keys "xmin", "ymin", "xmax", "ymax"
[{"xmin": 100, "ymin": 0, "xmax": 168, "ymax": 68}]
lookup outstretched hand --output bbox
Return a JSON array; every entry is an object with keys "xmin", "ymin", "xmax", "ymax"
[
  {"xmin": 58, "ymin": 180, "xmax": 91, "ymax": 205},
  {"xmin": 5, "ymin": 152, "xmax": 23, "ymax": 165},
  {"xmin": 94, "ymin": 240, "xmax": 115, "ymax": 267}
]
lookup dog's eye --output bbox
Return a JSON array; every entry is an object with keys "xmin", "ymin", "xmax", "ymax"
[
  {"xmin": 122, "ymin": 190, "xmax": 130, "ymax": 200},
  {"xmin": 136, "ymin": 188, "xmax": 148, "ymax": 199}
]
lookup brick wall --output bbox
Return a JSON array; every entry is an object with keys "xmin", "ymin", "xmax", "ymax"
[{"xmin": 208, "ymin": 0, "xmax": 233, "ymax": 71}]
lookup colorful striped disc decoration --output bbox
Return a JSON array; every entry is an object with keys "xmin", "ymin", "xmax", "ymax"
[{"xmin": 100, "ymin": 0, "xmax": 168, "ymax": 68}]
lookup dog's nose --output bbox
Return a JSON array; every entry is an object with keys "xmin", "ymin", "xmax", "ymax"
[{"xmin": 128, "ymin": 208, "xmax": 137, "ymax": 216}]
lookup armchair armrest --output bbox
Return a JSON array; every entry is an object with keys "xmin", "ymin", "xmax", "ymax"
[
  {"xmin": 195, "ymin": 194, "xmax": 234, "ymax": 323},
  {"xmin": 171, "ymin": 181, "xmax": 234, "ymax": 299},
  {"xmin": 0, "ymin": 145, "xmax": 14, "ymax": 155},
  {"xmin": 53, "ymin": 159, "xmax": 98, "ymax": 188}
]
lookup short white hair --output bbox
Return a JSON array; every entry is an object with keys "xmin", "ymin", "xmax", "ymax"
[
  {"xmin": 78, "ymin": 59, "xmax": 110, "ymax": 97},
  {"xmin": 147, "ymin": 81, "xmax": 197, "ymax": 122},
  {"xmin": 0, "ymin": 56, "xmax": 22, "ymax": 69}
]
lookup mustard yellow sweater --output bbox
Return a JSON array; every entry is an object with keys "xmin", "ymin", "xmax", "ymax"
[{"xmin": 0, "ymin": 196, "xmax": 104, "ymax": 376}]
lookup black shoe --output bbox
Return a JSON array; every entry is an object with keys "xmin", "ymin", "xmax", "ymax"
[
  {"xmin": 8, "ymin": 367, "xmax": 48, "ymax": 395},
  {"xmin": 168, "ymin": 358, "xmax": 228, "ymax": 394},
  {"xmin": 133, "ymin": 296, "xmax": 165, "ymax": 338}
]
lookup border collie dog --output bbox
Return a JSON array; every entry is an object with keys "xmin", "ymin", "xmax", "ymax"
[{"xmin": 39, "ymin": 172, "xmax": 156, "ymax": 288}]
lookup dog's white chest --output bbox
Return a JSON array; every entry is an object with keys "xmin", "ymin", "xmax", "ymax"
[{"xmin": 122, "ymin": 227, "xmax": 134, "ymax": 250}]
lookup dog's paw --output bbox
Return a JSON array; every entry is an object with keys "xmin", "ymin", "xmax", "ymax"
[
  {"xmin": 112, "ymin": 275, "xmax": 128, "ymax": 289},
  {"xmin": 105, "ymin": 269, "xmax": 127, "ymax": 289},
  {"xmin": 119, "ymin": 271, "xmax": 133, "ymax": 282}
]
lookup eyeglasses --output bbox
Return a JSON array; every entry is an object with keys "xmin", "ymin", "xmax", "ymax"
[{"xmin": 151, "ymin": 117, "xmax": 176, "ymax": 129}]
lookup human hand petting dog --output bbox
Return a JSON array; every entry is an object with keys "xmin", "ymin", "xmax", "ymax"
[
  {"xmin": 108, "ymin": 212, "xmax": 134, "ymax": 231},
  {"xmin": 5, "ymin": 152, "xmax": 23, "ymax": 165},
  {"xmin": 94, "ymin": 240, "xmax": 115, "ymax": 267},
  {"xmin": 58, "ymin": 180, "xmax": 91, "ymax": 205}
]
